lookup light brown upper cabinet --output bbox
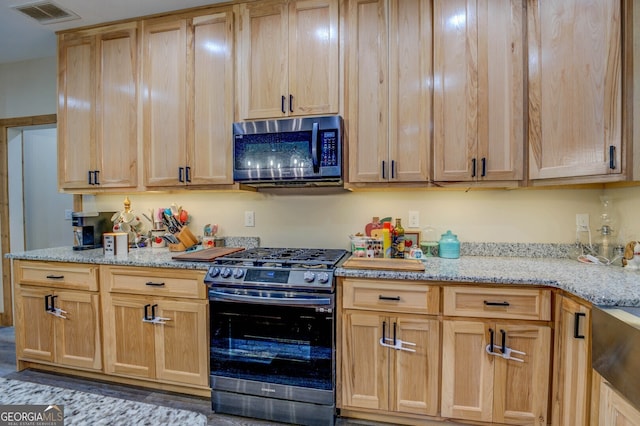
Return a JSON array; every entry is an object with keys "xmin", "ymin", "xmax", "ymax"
[
  {"xmin": 58, "ymin": 23, "xmax": 138, "ymax": 190},
  {"xmin": 433, "ymin": 0, "xmax": 524, "ymax": 184},
  {"xmin": 528, "ymin": 0, "xmax": 622, "ymax": 183},
  {"xmin": 142, "ymin": 8, "xmax": 234, "ymax": 187},
  {"xmin": 237, "ymin": 0, "xmax": 339, "ymax": 120},
  {"xmin": 346, "ymin": 0, "xmax": 432, "ymax": 184}
]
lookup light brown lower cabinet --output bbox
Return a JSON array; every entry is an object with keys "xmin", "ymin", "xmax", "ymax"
[
  {"xmin": 13, "ymin": 260, "xmax": 102, "ymax": 371},
  {"xmin": 100, "ymin": 266, "xmax": 209, "ymax": 387},
  {"xmin": 441, "ymin": 320, "xmax": 551, "ymax": 424},
  {"xmin": 598, "ymin": 376, "xmax": 640, "ymax": 425},
  {"xmin": 551, "ymin": 295, "xmax": 592, "ymax": 425}
]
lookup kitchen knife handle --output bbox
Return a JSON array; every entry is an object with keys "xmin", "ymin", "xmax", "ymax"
[
  {"xmin": 484, "ymin": 300, "xmax": 510, "ymax": 307},
  {"xmin": 481, "ymin": 158, "xmax": 486, "ymax": 177},
  {"xmin": 281, "ymin": 95, "xmax": 286, "ymax": 114},
  {"xmin": 574, "ymin": 312, "xmax": 586, "ymax": 339},
  {"xmin": 145, "ymin": 281, "xmax": 165, "ymax": 287},
  {"xmin": 185, "ymin": 166, "xmax": 191, "ymax": 183},
  {"xmin": 471, "ymin": 158, "xmax": 477, "ymax": 178},
  {"xmin": 609, "ymin": 146, "xmax": 616, "ymax": 169},
  {"xmin": 178, "ymin": 167, "xmax": 184, "ymax": 183},
  {"xmin": 289, "ymin": 94, "xmax": 294, "ymax": 113}
]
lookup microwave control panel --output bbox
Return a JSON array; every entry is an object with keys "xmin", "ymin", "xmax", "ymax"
[{"xmin": 321, "ymin": 130, "xmax": 338, "ymax": 167}]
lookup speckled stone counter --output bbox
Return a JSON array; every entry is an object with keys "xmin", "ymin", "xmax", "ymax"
[
  {"xmin": 337, "ymin": 256, "xmax": 640, "ymax": 307},
  {"xmin": 5, "ymin": 236, "xmax": 260, "ymax": 271}
]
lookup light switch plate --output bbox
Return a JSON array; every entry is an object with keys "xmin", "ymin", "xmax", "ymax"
[
  {"xmin": 244, "ymin": 211, "xmax": 255, "ymax": 227},
  {"xmin": 408, "ymin": 211, "xmax": 420, "ymax": 228}
]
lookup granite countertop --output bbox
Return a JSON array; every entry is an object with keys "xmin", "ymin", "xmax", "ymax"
[
  {"xmin": 7, "ymin": 242, "xmax": 640, "ymax": 307},
  {"xmin": 337, "ymin": 256, "xmax": 640, "ymax": 307}
]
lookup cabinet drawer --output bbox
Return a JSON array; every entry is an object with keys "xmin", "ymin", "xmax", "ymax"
[
  {"xmin": 15, "ymin": 260, "xmax": 98, "ymax": 291},
  {"xmin": 342, "ymin": 279, "xmax": 439, "ymax": 315},
  {"xmin": 443, "ymin": 286, "xmax": 551, "ymax": 321},
  {"xmin": 102, "ymin": 266, "xmax": 206, "ymax": 299}
]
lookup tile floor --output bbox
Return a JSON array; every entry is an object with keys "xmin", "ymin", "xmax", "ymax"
[{"xmin": 0, "ymin": 327, "xmax": 380, "ymax": 426}]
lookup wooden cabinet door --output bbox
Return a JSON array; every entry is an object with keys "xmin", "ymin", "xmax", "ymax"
[
  {"xmin": 288, "ymin": 0, "xmax": 339, "ymax": 116},
  {"xmin": 551, "ymin": 296, "xmax": 591, "ymax": 426},
  {"xmin": 154, "ymin": 299, "xmax": 208, "ymax": 386},
  {"xmin": 346, "ymin": 0, "xmax": 388, "ymax": 183},
  {"xmin": 237, "ymin": 0, "xmax": 288, "ymax": 119},
  {"xmin": 528, "ymin": 0, "xmax": 622, "ymax": 181},
  {"xmin": 54, "ymin": 290, "xmax": 102, "ymax": 370},
  {"xmin": 599, "ymin": 379, "xmax": 640, "ymax": 426},
  {"xmin": 57, "ymin": 34, "xmax": 95, "ymax": 190},
  {"xmin": 142, "ymin": 18, "xmax": 188, "ymax": 187},
  {"xmin": 388, "ymin": 0, "xmax": 431, "ymax": 183},
  {"xmin": 15, "ymin": 286, "xmax": 54, "ymax": 363},
  {"xmin": 95, "ymin": 25, "xmax": 138, "ymax": 188},
  {"xmin": 189, "ymin": 11, "xmax": 234, "ymax": 185},
  {"xmin": 433, "ymin": 0, "xmax": 524, "ymax": 182},
  {"xmin": 441, "ymin": 320, "xmax": 493, "ymax": 422},
  {"xmin": 391, "ymin": 315, "xmax": 439, "ymax": 416},
  {"xmin": 341, "ymin": 311, "xmax": 389, "ymax": 411},
  {"xmin": 102, "ymin": 294, "xmax": 155, "ymax": 379},
  {"xmin": 492, "ymin": 324, "xmax": 551, "ymax": 425}
]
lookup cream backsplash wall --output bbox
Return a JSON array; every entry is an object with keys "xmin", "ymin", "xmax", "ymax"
[{"xmin": 88, "ymin": 186, "xmax": 640, "ymax": 249}]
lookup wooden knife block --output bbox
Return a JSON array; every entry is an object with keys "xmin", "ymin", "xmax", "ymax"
[{"xmin": 168, "ymin": 227, "xmax": 198, "ymax": 252}]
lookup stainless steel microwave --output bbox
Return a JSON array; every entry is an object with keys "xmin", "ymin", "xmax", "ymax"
[{"xmin": 232, "ymin": 115, "xmax": 343, "ymax": 187}]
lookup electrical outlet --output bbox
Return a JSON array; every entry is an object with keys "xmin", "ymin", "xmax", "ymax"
[
  {"xmin": 408, "ymin": 211, "xmax": 420, "ymax": 228},
  {"xmin": 64, "ymin": 209, "xmax": 73, "ymax": 220},
  {"xmin": 576, "ymin": 213, "xmax": 589, "ymax": 230},
  {"xmin": 244, "ymin": 211, "xmax": 255, "ymax": 227}
]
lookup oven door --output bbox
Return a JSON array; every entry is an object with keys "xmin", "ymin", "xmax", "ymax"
[{"xmin": 209, "ymin": 287, "xmax": 335, "ymax": 400}]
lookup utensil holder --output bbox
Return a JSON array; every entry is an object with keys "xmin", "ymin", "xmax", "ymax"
[
  {"xmin": 168, "ymin": 242, "xmax": 187, "ymax": 252},
  {"xmin": 176, "ymin": 227, "xmax": 198, "ymax": 249}
]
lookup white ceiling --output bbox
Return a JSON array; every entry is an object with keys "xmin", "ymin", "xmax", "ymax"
[{"xmin": 0, "ymin": 0, "xmax": 226, "ymax": 64}]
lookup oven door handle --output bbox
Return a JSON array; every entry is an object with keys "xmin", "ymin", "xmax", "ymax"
[{"xmin": 209, "ymin": 290, "xmax": 332, "ymax": 306}]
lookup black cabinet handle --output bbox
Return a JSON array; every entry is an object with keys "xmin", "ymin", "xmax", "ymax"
[
  {"xmin": 281, "ymin": 95, "xmax": 286, "ymax": 114},
  {"xmin": 144, "ymin": 304, "xmax": 151, "ymax": 321},
  {"xmin": 393, "ymin": 322, "xmax": 397, "ymax": 346},
  {"xmin": 574, "ymin": 312, "xmax": 586, "ymax": 339},
  {"xmin": 609, "ymin": 146, "xmax": 616, "ymax": 169},
  {"xmin": 94, "ymin": 170, "xmax": 100, "ymax": 185},
  {"xmin": 382, "ymin": 321, "xmax": 387, "ymax": 342},
  {"xmin": 500, "ymin": 329, "xmax": 506, "ymax": 353},
  {"xmin": 481, "ymin": 158, "xmax": 486, "ymax": 177},
  {"xmin": 391, "ymin": 160, "xmax": 396, "ymax": 179},
  {"xmin": 484, "ymin": 300, "xmax": 510, "ymax": 307},
  {"xmin": 44, "ymin": 294, "xmax": 52, "ymax": 311},
  {"xmin": 379, "ymin": 295, "xmax": 401, "ymax": 301},
  {"xmin": 289, "ymin": 94, "xmax": 293, "ymax": 113},
  {"xmin": 178, "ymin": 167, "xmax": 184, "ymax": 183},
  {"xmin": 489, "ymin": 328, "xmax": 495, "ymax": 353},
  {"xmin": 185, "ymin": 166, "xmax": 191, "ymax": 183},
  {"xmin": 87, "ymin": 171, "xmax": 93, "ymax": 185},
  {"xmin": 151, "ymin": 304, "xmax": 158, "ymax": 320},
  {"xmin": 471, "ymin": 158, "xmax": 477, "ymax": 178},
  {"xmin": 46, "ymin": 275, "xmax": 64, "ymax": 280},
  {"xmin": 51, "ymin": 295, "xmax": 57, "ymax": 312},
  {"xmin": 145, "ymin": 281, "xmax": 165, "ymax": 287},
  {"xmin": 381, "ymin": 161, "xmax": 386, "ymax": 179}
]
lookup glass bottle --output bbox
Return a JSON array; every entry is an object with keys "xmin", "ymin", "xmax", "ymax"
[{"xmin": 393, "ymin": 218, "xmax": 405, "ymax": 258}]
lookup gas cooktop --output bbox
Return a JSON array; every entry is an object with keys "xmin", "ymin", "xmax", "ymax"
[{"xmin": 214, "ymin": 247, "xmax": 348, "ymax": 268}]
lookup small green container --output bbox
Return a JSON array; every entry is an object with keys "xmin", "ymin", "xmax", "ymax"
[{"xmin": 438, "ymin": 230, "xmax": 460, "ymax": 259}]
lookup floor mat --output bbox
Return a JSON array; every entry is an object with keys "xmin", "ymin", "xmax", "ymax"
[{"xmin": 0, "ymin": 377, "xmax": 207, "ymax": 425}]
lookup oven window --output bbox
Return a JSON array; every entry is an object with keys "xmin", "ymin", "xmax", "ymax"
[{"xmin": 210, "ymin": 300, "xmax": 334, "ymax": 390}]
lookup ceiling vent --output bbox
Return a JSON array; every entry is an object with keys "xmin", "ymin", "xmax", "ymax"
[{"xmin": 12, "ymin": 1, "xmax": 80, "ymax": 25}]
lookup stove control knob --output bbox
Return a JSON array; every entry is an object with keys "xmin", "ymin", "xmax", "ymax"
[
  {"xmin": 221, "ymin": 268, "xmax": 233, "ymax": 278},
  {"xmin": 303, "ymin": 271, "xmax": 316, "ymax": 283},
  {"xmin": 317, "ymin": 272, "xmax": 330, "ymax": 284},
  {"xmin": 207, "ymin": 267, "xmax": 220, "ymax": 278},
  {"xmin": 233, "ymin": 268, "xmax": 245, "ymax": 279}
]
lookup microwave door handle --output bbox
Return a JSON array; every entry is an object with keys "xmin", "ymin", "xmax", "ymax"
[{"xmin": 311, "ymin": 122, "xmax": 320, "ymax": 173}]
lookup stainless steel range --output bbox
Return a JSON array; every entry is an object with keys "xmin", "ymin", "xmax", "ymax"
[{"xmin": 204, "ymin": 247, "xmax": 348, "ymax": 426}]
